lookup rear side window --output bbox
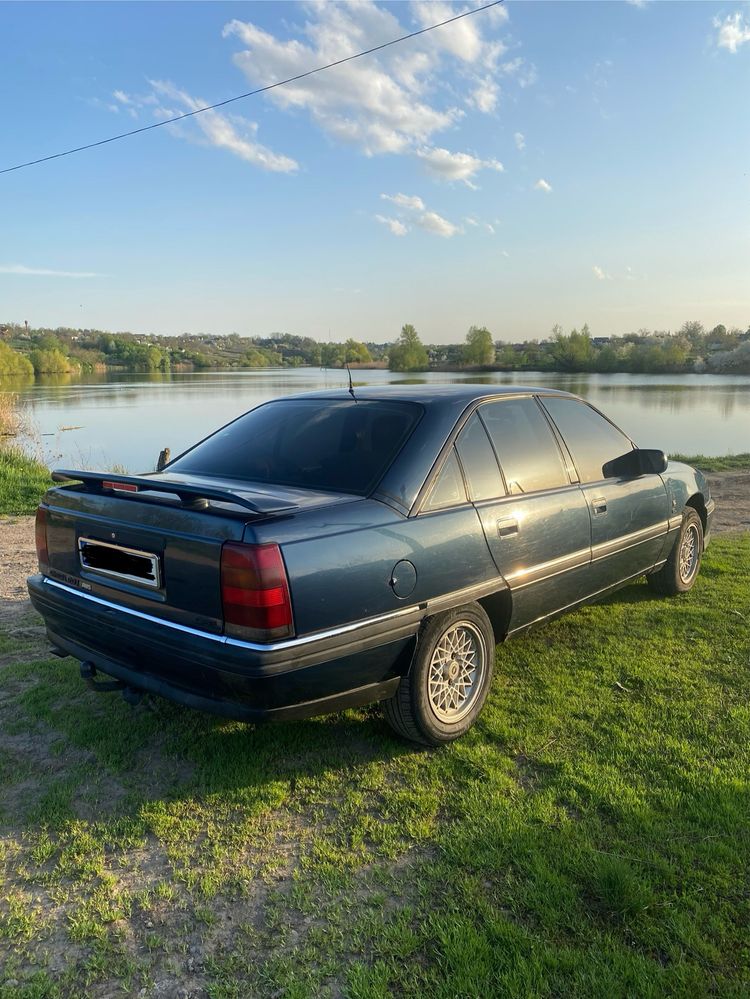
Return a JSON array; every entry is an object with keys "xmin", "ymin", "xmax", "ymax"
[
  {"xmin": 541, "ymin": 397, "xmax": 633, "ymax": 483},
  {"xmin": 423, "ymin": 450, "xmax": 466, "ymax": 511},
  {"xmin": 480, "ymin": 398, "xmax": 568, "ymax": 494},
  {"xmin": 170, "ymin": 399, "xmax": 421, "ymax": 495},
  {"xmin": 455, "ymin": 413, "xmax": 505, "ymax": 501}
]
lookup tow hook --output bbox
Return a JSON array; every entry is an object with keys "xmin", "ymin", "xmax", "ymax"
[
  {"xmin": 80, "ymin": 660, "xmax": 125, "ymax": 692},
  {"xmin": 80, "ymin": 661, "xmax": 144, "ymax": 707}
]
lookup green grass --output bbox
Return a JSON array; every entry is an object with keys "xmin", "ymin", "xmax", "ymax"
[
  {"xmin": 671, "ymin": 452, "xmax": 750, "ymax": 472},
  {"xmin": 0, "ymin": 448, "xmax": 52, "ymax": 515},
  {"xmin": 1, "ymin": 535, "xmax": 749, "ymax": 996}
]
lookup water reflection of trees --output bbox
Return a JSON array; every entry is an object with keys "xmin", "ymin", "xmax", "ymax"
[{"xmin": 590, "ymin": 384, "xmax": 749, "ymax": 419}]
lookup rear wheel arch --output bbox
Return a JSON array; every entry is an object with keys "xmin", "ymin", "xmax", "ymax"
[{"xmin": 384, "ymin": 602, "xmax": 496, "ymax": 745}]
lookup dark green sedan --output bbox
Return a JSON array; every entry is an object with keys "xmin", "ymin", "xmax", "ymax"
[{"xmin": 29, "ymin": 386, "xmax": 714, "ymax": 745}]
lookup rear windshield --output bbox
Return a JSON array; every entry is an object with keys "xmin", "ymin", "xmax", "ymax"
[{"xmin": 169, "ymin": 398, "xmax": 422, "ymax": 495}]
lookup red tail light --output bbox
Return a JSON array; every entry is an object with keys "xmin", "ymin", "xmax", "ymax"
[
  {"xmin": 220, "ymin": 542, "xmax": 294, "ymax": 641},
  {"xmin": 35, "ymin": 506, "xmax": 49, "ymax": 568}
]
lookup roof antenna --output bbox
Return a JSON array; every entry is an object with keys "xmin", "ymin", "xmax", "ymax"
[{"xmin": 346, "ymin": 363, "xmax": 357, "ymax": 402}]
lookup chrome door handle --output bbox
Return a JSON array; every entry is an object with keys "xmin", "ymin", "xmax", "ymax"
[
  {"xmin": 497, "ymin": 517, "xmax": 519, "ymax": 537},
  {"xmin": 592, "ymin": 497, "xmax": 608, "ymax": 515}
]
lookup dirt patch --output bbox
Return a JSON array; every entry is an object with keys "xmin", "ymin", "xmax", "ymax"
[{"xmin": 706, "ymin": 470, "xmax": 750, "ymax": 534}]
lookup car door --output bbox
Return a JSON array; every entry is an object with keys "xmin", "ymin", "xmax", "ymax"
[
  {"xmin": 539, "ymin": 396, "xmax": 670, "ymax": 590},
  {"xmin": 455, "ymin": 399, "xmax": 592, "ymax": 633}
]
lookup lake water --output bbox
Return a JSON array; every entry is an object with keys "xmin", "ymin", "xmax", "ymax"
[{"xmin": 4, "ymin": 369, "xmax": 749, "ymax": 472}]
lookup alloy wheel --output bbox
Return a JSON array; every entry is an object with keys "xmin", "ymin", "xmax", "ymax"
[
  {"xmin": 679, "ymin": 522, "xmax": 700, "ymax": 584},
  {"xmin": 428, "ymin": 622, "xmax": 486, "ymax": 723}
]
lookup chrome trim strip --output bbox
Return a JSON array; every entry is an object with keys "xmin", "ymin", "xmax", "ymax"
[
  {"xmin": 41, "ymin": 577, "xmax": 419, "ymax": 652},
  {"xmin": 505, "ymin": 546, "xmax": 590, "ymax": 585},
  {"xmin": 668, "ymin": 515, "xmax": 683, "ymax": 531},
  {"xmin": 590, "ymin": 521, "xmax": 668, "ymax": 563},
  {"xmin": 505, "ymin": 522, "xmax": 669, "ymax": 590}
]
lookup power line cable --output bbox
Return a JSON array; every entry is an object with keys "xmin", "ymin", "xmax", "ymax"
[{"xmin": 1, "ymin": 0, "xmax": 504, "ymax": 176}]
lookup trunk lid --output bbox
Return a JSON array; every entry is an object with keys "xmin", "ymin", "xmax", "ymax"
[{"xmin": 40, "ymin": 471, "xmax": 359, "ymax": 635}]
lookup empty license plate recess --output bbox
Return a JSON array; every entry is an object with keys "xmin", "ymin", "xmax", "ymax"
[{"xmin": 78, "ymin": 537, "xmax": 162, "ymax": 589}]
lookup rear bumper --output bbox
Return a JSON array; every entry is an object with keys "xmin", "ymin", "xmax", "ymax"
[{"xmin": 28, "ymin": 574, "xmax": 417, "ymax": 722}]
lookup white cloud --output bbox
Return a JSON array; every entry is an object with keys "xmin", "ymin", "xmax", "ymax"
[
  {"xmin": 463, "ymin": 216, "xmax": 479, "ymax": 226},
  {"xmin": 467, "ymin": 78, "xmax": 500, "ymax": 114},
  {"xmin": 593, "ymin": 265, "xmax": 611, "ymax": 281},
  {"xmin": 411, "ymin": 0, "xmax": 509, "ymax": 64},
  {"xmin": 416, "ymin": 146, "xmax": 503, "ymax": 186},
  {"xmin": 415, "ymin": 210, "xmax": 459, "ymax": 238},
  {"xmin": 501, "ymin": 57, "xmax": 538, "ymax": 88},
  {"xmin": 223, "ymin": 9, "xmax": 459, "ymax": 156},
  {"xmin": 107, "ymin": 5, "xmax": 521, "ymax": 176},
  {"xmin": 375, "ymin": 214, "xmax": 408, "ymax": 236},
  {"xmin": 625, "ymin": 0, "xmax": 649, "ymax": 7},
  {"xmin": 381, "ymin": 192, "xmax": 425, "ymax": 211},
  {"xmin": 148, "ymin": 80, "xmax": 298, "ymax": 172},
  {"xmin": 535, "ymin": 178, "xmax": 552, "ymax": 193},
  {"xmin": 514, "ymin": 131, "xmax": 525, "ymax": 151},
  {"xmin": 501, "ymin": 250, "xmax": 510, "ymax": 258},
  {"xmin": 0, "ymin": 264, "xmax": 100, "ymax": 278},
  {"xmin": 484, "ymin": 223, "xmax": 495, "ymax": 235},
  {"xmin": 378, "ymin": 191, "xmax": 459, "ymax": 238},
  {"xmin": 715, "ymin": 12, "xmax": 750, "ymax": 53},
  {"xmin": 222, "ymin": 3, "xmax": 515, "ymax": 161}
]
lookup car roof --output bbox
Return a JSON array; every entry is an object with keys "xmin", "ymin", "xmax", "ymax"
[{"xmin": 292, "ymin": 383, "xmax": 579, "ymax": 407}]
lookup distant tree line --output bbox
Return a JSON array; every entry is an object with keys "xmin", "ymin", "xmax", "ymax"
[{"xmin": 1, "ymin": 318, "xmax": 748, "ymax": 378}]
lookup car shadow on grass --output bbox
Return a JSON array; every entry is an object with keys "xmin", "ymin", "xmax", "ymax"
[{"xmin": 1, "ymin": 651, "xmax": 421, "ymax": 837}]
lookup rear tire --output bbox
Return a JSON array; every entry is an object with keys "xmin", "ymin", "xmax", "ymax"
[
  {"xmin": 647, "ymin": 508, "xmax": 703, "ymax": 595},
  {"xmin": 383, "ymin": 604, "xmax": 495, "ymax": 747}
]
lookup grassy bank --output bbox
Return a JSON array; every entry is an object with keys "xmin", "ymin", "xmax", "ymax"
[
  {"xmin": 1, "ymin": 534, "xmax": 748, "ymax": 996},
  {"xmin": 0, "ymin": 448, "xmax": 52, "ymax": 516},
  {"xmin": 671, "ymin": 452, "xmax": 750, "ymax": 472},
  {"xmin": 0, "ymin": 393, "xmax": 52, "ymax": 515}
]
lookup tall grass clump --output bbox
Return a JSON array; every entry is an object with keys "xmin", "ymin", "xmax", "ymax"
[{"xmin": 0, "ymin": 393, "xmax": 51, "ymax": 515}]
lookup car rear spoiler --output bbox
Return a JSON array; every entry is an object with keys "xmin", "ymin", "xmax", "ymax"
[{"xmin": 50, "ymin": 469, "xmax": 298, "ymax": 515}]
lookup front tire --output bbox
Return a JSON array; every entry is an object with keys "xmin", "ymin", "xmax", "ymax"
[
  {"xmin": 647, "ymin": 507, "xmax": 703, "ymax": 595},
  {"xmin": 383, "ymin": 604, "xmax": 495, "ymax": 747}
]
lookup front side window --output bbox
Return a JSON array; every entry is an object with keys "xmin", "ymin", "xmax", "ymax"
[
  {"xmin": 480, "ymin": 398, "xmax": 568, "ymax": 494},
  {"xmin": 540, "ymin": 397, "xmax": 633, "ymax": 483},
  {"xmin": 169, "ymin": 399, "xmax": 421, "ymax": 494}
]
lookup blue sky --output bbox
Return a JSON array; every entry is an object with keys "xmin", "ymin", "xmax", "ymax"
[{"xmin": 1, "ymin": 1, "xmax": 749, "ymax": 343}]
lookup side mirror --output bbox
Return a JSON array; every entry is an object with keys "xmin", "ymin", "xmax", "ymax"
[{"xmin": 603, "ymin": 448, "xmax": 667, "ymax": 479}]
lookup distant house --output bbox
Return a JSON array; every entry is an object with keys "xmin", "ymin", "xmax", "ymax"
[{"xmin": 592, "ymin": 337, "xmax": 611, "ymax": 346}]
